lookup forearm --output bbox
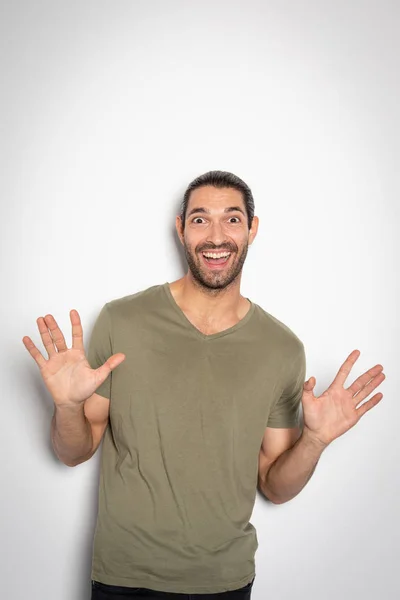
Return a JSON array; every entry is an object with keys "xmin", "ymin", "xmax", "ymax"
[
  {"xmin": 260, "ymin": 428, "xmax": 328, "ymax": 504},
  {"xmin": 51, "ymin": 403, "xmax": 93, "ymax": 466}
]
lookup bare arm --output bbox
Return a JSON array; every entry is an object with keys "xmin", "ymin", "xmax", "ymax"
[
  {"xmin": 258, "ymin": 427, "xmax": 326, "ymax": 504},
  {"xmin": 51, "ymin": 393, "xmax": 110, "ymax": 467},
  {"xmin": 23, "ymin": 308, "xmax": 123, "ymax": 467},
  {"xmin": 258, "ymin": 350, "xmax": 385, "ymax": 504},
  {"xmin": 51, "ymin": 403, "xmax": 92, "ymax": 466}
]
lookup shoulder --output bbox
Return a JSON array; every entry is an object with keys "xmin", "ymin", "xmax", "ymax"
[
  {"xmin": 252, "ymin": 302, "xmax": 304, "ymax": 359},
  {"xmin": 252, "ymin": 303, "xmax": 306, "ymax": 391},
  {"xmin": 104, "ymin": 283, "xmax": 166, "ymax": 320}
]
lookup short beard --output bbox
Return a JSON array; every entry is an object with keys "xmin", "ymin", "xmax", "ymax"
[{"xmin": 183, "ymin": 242, "xmax": 249, "ymax": 291}]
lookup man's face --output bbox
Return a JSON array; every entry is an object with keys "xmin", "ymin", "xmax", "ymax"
[{"xmin": 176, "ymin": 185, "xmax": 258, "ymax": 290}]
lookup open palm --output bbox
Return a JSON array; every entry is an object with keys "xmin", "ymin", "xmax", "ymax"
[
  {"xmin": 302, "ymin": 350, "xmax": 385, "ymax": 447},
  {"xmin": 23, "ymin": 310, "xmax": 125, "ymax": 407}
]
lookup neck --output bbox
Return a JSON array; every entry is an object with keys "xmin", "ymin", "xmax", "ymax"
[{"xmin": 169, "ymin": 271, "xmax": 247, "ymax": 322}]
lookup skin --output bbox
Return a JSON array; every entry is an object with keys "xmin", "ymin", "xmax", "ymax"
[
  {"xmin": 171, "ymin": 185, "xmax": 259, "ymax": 334},
  {"xmin": 23, "ymin": 184, "xmax": 386, "ymax": 494},
  {"xmin": 260, "ymin": 350, "xmax": 385, "ymax": 503},
  {"xmin": 172, "ymin": 185, "xmax": 386, "ymax": 503}
]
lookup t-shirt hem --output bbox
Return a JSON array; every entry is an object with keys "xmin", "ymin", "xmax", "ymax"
[{"xmin": 91, "ymin": 569, "xmax": 256, "ymax": 594}]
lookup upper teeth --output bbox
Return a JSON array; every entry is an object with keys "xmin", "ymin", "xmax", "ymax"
[{"xmin": 203, "ymin": 252, "xmax": 231, "ymax": 258}]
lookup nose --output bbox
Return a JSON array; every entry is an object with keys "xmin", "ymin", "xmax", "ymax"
[{"xmin": 206, "ymin": 221, "xmax": 228, "ymax": 247}]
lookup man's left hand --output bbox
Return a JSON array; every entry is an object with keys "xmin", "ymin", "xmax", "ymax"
[{"xmin": 301, "ymin": 350, "xmax": 385, "ymax": 447}]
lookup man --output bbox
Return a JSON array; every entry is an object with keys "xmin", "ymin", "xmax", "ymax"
[{"xmin": 23, "ymin": 170, "xmax": 385, "ymax": 600}]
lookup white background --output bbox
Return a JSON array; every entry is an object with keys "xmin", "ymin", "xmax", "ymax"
[{"xmin": 1, "ymin": 1, "xmax": 398, "ymax": 599}]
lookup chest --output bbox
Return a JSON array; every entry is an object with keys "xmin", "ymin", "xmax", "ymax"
[
  {"xmin": 109, "ymin": 325, "xmax": 283, "ymax": 438},
  {"xmin": 104, "ymin": 323, "xmax": 286, "ymax": 492}
]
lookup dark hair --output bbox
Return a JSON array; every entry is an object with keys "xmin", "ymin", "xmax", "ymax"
[{"xmin": 179, "ymin": 170, "xmax": 255, "ymax": 230}]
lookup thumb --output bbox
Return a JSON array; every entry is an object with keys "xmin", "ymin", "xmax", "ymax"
[
  {"xmin": 95, "ymin": 353, "xmax": 126, "ymax": 384},
  {"xmin": 303, "ymin": 376, "xmax": 316, "ymax": 392}
]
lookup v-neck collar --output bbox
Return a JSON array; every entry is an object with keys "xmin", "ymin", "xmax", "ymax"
[{"xmin": 162, "ymin": 281, "xmax": 255, "ymax": 341}]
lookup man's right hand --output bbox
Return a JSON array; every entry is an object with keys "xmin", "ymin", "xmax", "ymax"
[{"xmin": 22, "ymin": 309, "xmax": 125, "ymax": 407}]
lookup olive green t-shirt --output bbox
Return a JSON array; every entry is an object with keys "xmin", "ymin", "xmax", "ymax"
[{"xmin": 86, "ymin": 282, "xmax": 306, "ymax": 594}]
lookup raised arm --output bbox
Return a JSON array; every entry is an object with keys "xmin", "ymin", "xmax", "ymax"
[{"xmin": 23, "ymin": 309, "xmax": 125, "ymax": 466}]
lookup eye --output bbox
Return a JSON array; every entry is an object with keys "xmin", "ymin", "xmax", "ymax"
[
  {"xmin": 228, "ymin": 217, "xmax": 241, "ymax": 223},
  {"xmin": 192, "ymin": 217, "xmax": 205, "ymax": 224}
]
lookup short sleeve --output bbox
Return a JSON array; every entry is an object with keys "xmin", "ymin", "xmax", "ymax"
[
  {"xmin": 267, "ymin": 342, "xmax": 306, "ymax": 428},
  {"xmin": 86, "ymin": 303, "xmax": 113, "ymax": 399}
]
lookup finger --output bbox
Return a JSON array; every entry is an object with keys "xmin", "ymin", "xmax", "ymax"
[
  {"xmin": 356, "ymin": 392, "xmax": 383, "ymax": 418},
  {"xmin": 347, "ymin": 363, "xmax": 384, "ymax": 396},
  {"xmin": 303, "ymin": 376, "xmax": 316, "ymax": 391},
  {"xmin": 302, "ymin": 377, "xmax": 316, "ymax": 401},
  {"xmin": 43, "ymin": 314, "xmax": 68, "ymax": 352},
  {"xmin": 70, "ymin": 310, "xmax": 84, "ymax": 351},
  {"xmin": 330, "ymin": 349, "xmax": 360, "ymax": 387},
  {"xmin": 353, "ymin": 372, "xmax": 386, "ymax": 405},
  {"xmin": 94, "ymin": 353, "xmax": 125, "ymax": 385},
  {"xmin": 22, "ymin": 336, "xmax": 47, "ymax": 369},
  {"xmin": 37, "ymin": 316, "xmax": 57, "ymax": 357}
]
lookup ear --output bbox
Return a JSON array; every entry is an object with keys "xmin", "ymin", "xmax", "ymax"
[
  {"xmin": 248, "ymin": 215, "xmax": 259, "ymax": 245},
  {"xmin": 175, "ymin": 215, "xmax": 184, "ymax": 245}
]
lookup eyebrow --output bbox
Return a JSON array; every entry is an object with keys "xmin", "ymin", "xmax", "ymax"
[{"xmin": 187, "ymin": 205, "xmax": 246, "ymax": 218}]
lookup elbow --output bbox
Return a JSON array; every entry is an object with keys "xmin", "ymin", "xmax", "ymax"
[
  {"xmin": 261, "ymin": 487, "xmax": 289, "ymax": 504},
  {"xmin": 63, "ymin": 453, "xmax": 92, "ymax": 467},
  {"xmin": 258, "ymin": 475, "xmax": 280, "ymax": 504},
  {"xmin": 53, "ymin": 450, "xmax": 90, "ymax": 467},
  {"xmin": 268, "ymin": 495, "xmax": 286, "ymax": 505},
  {"xmin": 262, "ymin": 489, "xmax": 282, "ymax": 504},
  {"xmin": 258, "ymin": 470, "xmax": 289, "ymax": 505},
  {"xmin": 262, "ymin": 484, "xmax": 297, "ymax": 505},
  {"xmin": 51, "ymin": 437, "xmax": 93, "ymax": 467},
  {"xmin": 54, "ymin": 453, "xmax": 79, "ymax": 467}
]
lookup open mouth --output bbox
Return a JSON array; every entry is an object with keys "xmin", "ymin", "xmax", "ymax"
[{"xmin": 201, "ymin": 251, "xmax": 232, "ymax": 269}]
